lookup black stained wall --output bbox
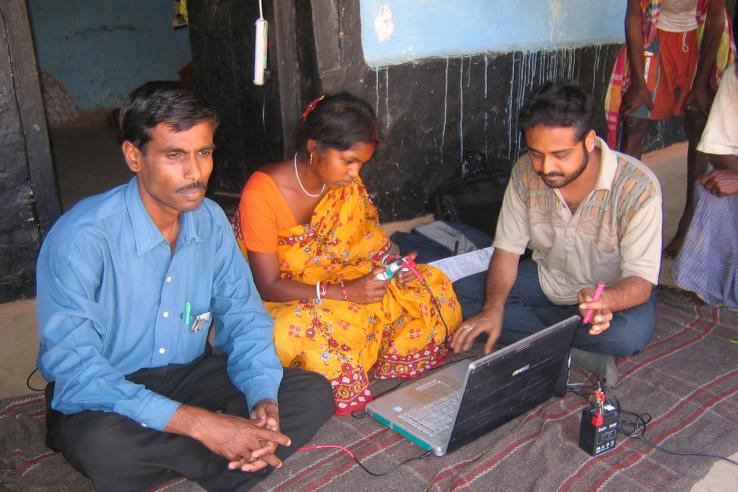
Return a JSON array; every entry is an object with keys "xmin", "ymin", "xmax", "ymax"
[
  {"xmin": 189, "ymin": 0, "xmax": 686, "ymax": 222},
  {"xmin": 0, "ymin": 1, "xmax": 60, "ymax": 303},
  {"xmin": 187, "ymin": 0, "xmax": 276, "ymax": 206},
  {"xmin": 0, "ymin": 59, "xmax": 38, "ymax": 302}
]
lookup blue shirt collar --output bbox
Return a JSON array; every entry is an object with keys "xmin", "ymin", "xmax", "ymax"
[{"xmin": 125, "ymin": 177, "xmax": 202, "ymax": 256}]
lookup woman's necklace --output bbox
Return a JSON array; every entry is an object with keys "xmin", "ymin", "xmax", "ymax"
[{"xmin": 293, "ymin": 153, "xmax": 326, "ymax": 198}]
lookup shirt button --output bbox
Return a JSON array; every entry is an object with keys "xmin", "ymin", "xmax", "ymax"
[
  {"xmin": 162, "ymin": 311, "xmax": 169, "ymax": 318},
  {"xmin": 166, "ymin": 276, "xmax": 172, "ymax": 283},
  {"xmin": 159, "ymin": 347, "xmax": 166, "ymax": 354}
]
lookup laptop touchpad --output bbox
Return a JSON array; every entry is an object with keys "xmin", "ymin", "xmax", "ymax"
[{"xmin": 407, "ymin": 375, "xmax": 458, "ymax": 403}]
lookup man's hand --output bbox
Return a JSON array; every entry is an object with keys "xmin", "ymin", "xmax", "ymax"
[
  {"xmin": 449, "ymin": 308, "xmax": 503, "ymax": 354},
  {"xmin": 226, "ymin": 399, "xmax": 284, "ymax": 472},
  {"xmin": 621, "ymin": 80, "xmax": 653, "ymax": 116},
  {"xmin": 578, "ymin": 288, "xmax": 613, "ymax": 336},
  {"xmin": 251, "ymin": 399, "xmax": 280, "ymax": 431},
  {"xmin": 165, "ymin": 405, "xmax": 291, "ymax": 473},
  {"xmin": 700, "ymin": 169, "xmax": 738, "ymax": 196}
]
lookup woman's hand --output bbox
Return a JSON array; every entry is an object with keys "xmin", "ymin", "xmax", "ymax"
[
  {"xmin": 345, "ymin": 268, "xmax": 388, "ymax": 303},
  {"xmin": 395, "ymin": 251, "xmax": 419, "ymax": 285}
]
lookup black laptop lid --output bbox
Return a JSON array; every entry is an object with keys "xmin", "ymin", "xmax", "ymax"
[{"xmin": 447, "ymin": 316, "xmax": 579, "ymax": 452}]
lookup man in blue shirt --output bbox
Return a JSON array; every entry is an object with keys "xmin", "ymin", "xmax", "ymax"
[{"xmin": 36, "ymin": 81, "xmax": 334, "ymax": 491}]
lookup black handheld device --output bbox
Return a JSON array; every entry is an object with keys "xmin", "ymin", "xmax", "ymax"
[{"xmin": 579, "ymin": 388, "xmax": 619, "ymax": 456}]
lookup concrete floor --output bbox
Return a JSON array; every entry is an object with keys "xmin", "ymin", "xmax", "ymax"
[{"xmin": 1, "ymin": 112, "xmax": 735, "ymax": 488}]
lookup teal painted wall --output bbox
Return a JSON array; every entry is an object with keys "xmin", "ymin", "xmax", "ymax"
[
  {"xmin": 360, "ymin": 0, "xmax": 626, "ymax": 66},
  {"xmin": 27, "ymin": 0, "xmax": 191, "ymax": 109}
]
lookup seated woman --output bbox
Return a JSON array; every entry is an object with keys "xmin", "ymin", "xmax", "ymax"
[
  {"xmin": 234, "ymin": 93, "xmax": 461, "ymax": 414},
  {"xmin": 672, "ymin": 63, "xmax": 738, "ymax": 308}
]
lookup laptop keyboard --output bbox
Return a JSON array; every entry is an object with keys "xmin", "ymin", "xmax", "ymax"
[{"xmin": 398, "ymin": 393, "xmax": 461, "ymax": 436}]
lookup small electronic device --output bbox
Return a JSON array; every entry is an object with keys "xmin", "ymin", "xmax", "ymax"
[
  {"xmin": 376, "ymin": 256, "xmax": 415, "ymax": 281},
  {"xmin": 253, "ymin": 17, "xmax": 268, "ymax": 85},
  {"xmin": 579, "ymin": 388, "xmax": 619, "ymax": 456}
]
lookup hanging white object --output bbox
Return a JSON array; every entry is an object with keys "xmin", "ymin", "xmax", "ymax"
[{"xmin": 254, "ymin": 17, "xmax": 268, "ymax": 85}]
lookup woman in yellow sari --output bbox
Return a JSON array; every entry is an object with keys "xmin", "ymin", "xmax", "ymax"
[{"xmin": 234, "ymin": 93, "xmax": 461, "ymax": 415}]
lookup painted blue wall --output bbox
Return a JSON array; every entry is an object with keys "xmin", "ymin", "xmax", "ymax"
[
  {"xmin": 27, "ymin": 0, "xmax": 191, "ymax": 109},
  {"xmin": 360, "ymin": 0, "xmax": 626, "ymax": 67}
]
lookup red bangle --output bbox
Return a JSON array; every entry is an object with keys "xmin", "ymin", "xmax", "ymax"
[
  {"xmin": 319, "ymin": 280, "xmax": 328, "ymax": 299},
  {"xmin": 339, "ymin": 280, "xmax": 349, "ymax": 301}
]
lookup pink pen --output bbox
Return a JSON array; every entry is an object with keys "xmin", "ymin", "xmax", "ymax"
[{"xmin": 582, "ymin": 282, "xmax": 606, "ymax": 325}]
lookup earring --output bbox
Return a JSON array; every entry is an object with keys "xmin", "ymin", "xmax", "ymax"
[{"xmin": 309, "ymin": 152, "xmax": 314, "ymax": 167}]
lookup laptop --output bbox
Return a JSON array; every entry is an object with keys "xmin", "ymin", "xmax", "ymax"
[{"xmin": 366, "ymin": 315, "xmax": 579, "ymax": 456}]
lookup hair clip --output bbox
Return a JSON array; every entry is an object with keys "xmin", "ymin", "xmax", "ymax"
[{"xmin": 302, "ymin": 95, "xmax": 326, "ymax": 120}]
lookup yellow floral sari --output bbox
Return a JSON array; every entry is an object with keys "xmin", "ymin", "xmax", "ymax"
[{"xmin": 262, "ymin": 178, "xmax": 461, "ymax": 415}]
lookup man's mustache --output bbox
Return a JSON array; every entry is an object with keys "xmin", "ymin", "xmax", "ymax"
[{"xmin": 177, "ymin": 182, "xmax": 207, "ymax": 193}]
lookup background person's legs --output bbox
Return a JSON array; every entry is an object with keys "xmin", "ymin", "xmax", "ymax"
[
  {"xmin": 664, "ymin": 111, "xmax": 710, "ymax": 257},
  {"xmin": 620, "ymin": 116, "xmax": 650, "ymax": 159}
]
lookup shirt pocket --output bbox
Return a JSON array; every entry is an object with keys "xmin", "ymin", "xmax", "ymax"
[
  {"xmin": 529, "ymin": 221, "xmax": 557, "ymax": 253},
  {"xmin": 590, "ymin": 240, "xmax": 621, "ymax": 280}
]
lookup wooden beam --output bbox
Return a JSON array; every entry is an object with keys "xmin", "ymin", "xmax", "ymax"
[
  {"xmin": 271, "ymin": 0, "xmax": 302, "ymax": 159},
  {"xmin": 3, "ymin": 0, "xmax": 60, "ymax": 236}
]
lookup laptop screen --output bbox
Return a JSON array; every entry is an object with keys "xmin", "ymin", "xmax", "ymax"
[{"xmin": 447, "ymin": 316, "xmax": 579, "ymax": 451}]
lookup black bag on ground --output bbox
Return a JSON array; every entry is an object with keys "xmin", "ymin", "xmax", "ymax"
[{"xmin": 433, "ymin": 174, "xmax": 508, "ymax": 237}]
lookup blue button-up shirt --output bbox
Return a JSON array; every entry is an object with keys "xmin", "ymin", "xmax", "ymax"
[{"xmin": 37, "ymin": 177, "xmax": 282, "ymax": 431}]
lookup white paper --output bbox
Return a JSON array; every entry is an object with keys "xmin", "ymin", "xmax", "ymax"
[{"xmin": 428, "ymin": 247, "xmax": 494, "ymax": 282}]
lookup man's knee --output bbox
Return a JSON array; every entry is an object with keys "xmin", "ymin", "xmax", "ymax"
[
  {"xmin": 609, "ymin": 330, "xmax": 650, "ymax": 356},
  {"xmin": 618, "ymin": 295, "xmax": 656, "ymax": 355},
  {"xmin": 58, "ymin": 412, "xmax": 140, "ymax": 474},
  {"xmin": 282, "ymin": 368, "xmax": 334, "ymax": 423},
  {"xmin": 307, "ymin": 371, "xmax": 334, "ymax": 422}
]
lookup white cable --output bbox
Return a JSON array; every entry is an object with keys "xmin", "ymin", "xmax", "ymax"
[{"xmin": 258, "ymin": 0, "xmax": 264, "ymax": 19}]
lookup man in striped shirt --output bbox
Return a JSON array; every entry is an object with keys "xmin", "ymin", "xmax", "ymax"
[{"xmin": 452, "ymin": 81, "xmax": 663, "ymax": 387}]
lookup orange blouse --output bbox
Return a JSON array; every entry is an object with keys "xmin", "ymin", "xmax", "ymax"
[{"xmin": 236, "ymin": 171, "xmax": 297, "ymax": 253}]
